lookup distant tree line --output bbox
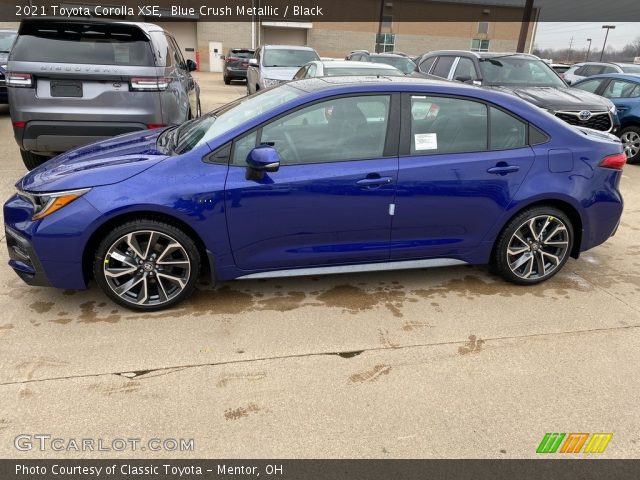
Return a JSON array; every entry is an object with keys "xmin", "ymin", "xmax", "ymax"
[{"xmin": 533, "ymin": 37, "xmax": 640, "ymax": 63}]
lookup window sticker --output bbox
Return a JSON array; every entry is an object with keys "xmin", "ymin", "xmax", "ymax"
[{"xmin": 415, "ymin": 133, "xmax": 438, "ymax": 151}]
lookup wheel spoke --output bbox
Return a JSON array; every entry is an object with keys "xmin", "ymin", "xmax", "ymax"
[
  {"xmin": 508, "ymin": 245, "xmax": 529, "ymax": 256},
  {"xmin": 156, "ymin": 272, "xmax": 187, "ymax": 289},
  {"xmin": 527, "ymin": 219, "xmax": 538, "ymax": 239},
  {"xmin": 156, "ymin": 276, "xmax": 170, "ymax": 302},
  {"xmin": 108, "ymin": 251, "xmax": 137, "ymax": 268},
  {"xmin": 105, "ymin": 266, "xmax": 137, "ymax": 278},
  {"xmin": 156, "ymin": 242, "xmax": 181, "ymax": 263},
  {"xmin": 137, "ymin": 276, "xmax": 149, "ymax": 304},
  {"xmin": 535, "ymin": 253, "xmax": 546, "ymax": 277},
  {"xmin": 541, "ymin": 250, "xmax": 560, "ymax": 266},
  {"xmin": 543, "ymin": 224, "xmax": 566, "ymax": 244},
  {"xmin": 521, "ymin": 255, "xmax": 535, "ymax": 278},
  {"xmin": 538, "ymin": 216, "xmax": 551, "ymax": 240},
  {"xmin": 114, "ymin": 275, "xmax": 145, "ymax": 297},
  {"xmin": 511, "ymin": 252, "xmax": 533, "ymax": 270},
  {"xmin": 143, "ymin": 232, "xmax": 159, "ymax": 259},
  {"xmin": 126, "ymin": 233, "xmax": 145, "ymax": 259}
]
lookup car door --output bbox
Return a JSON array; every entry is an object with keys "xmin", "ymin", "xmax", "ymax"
[
  {"xmin": 390, "ymin": 93, "xmax": 535, "ymax": 260},
  {"xmin": 600, "ymin": 78, "xmax": 640, "ymax": 120},
  {"xmin": 224, "ymin": 94, "xmax": 400, "ymax": 271}
]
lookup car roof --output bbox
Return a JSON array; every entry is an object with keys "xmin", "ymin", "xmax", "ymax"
[
  {"xmin": 421, "ymin": 50, "xmax": 540, "ymax": 60},
  {"xmin": 575, "ymin": 73, "xmax": 640, "ymax": 83},
  {"xmin": 321, "ymin": 61, "xmax": 399, "ymax": 69},
  {"xmin": 262, "ymin": 45, "xmax": 316, "ymax": 51}
]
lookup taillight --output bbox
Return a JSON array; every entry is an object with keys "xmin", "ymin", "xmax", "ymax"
[
  {"xmin": 12, "ymin": 121, "xmax": 26, "ymax": 128},
  {"xmin": 600, "ymin": 153, "xmax": 627, "ymax": 170},
  {"xmin": 129, "ymin": 77, "xmax": 170, "ymax": 91},
  {"xmin": 6, "ymin": 72, "xmax": 33, "ymax": 88},
  {"xmin": 146, "ymin": 124, "xmax": 167, "ymax": 129}
]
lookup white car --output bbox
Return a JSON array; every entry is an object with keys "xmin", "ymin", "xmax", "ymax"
[
  {"xmin": 292, "ymin": 60, "xmax": 405, "ymax": 79},
  {"xmin": 246, "ymin": 45, "xmax": 320, "ymax": 94},
  {"xmin": 563, "ymin": 62, "xmax": 640, "ymax": 85}
]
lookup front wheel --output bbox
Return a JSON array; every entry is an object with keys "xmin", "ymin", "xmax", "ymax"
[
  {"xmin": 620, "ymin": 126, "xmax": 640, "ymax": 164},
  {"xmin": 93, "ymin": 220, "xmax": 201, "ymax": 311},
  {"xmin": 492, "ymin": 207, "xmax": 573, "ymax": 285}
]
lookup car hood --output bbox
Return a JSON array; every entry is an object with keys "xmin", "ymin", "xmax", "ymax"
[
  {"xmin": 261, "ymin": 66, "xmax": 301, "ymax": 81},
  {"xmin": 486, "ymin": 86, "xmax": 612, "ymax": 111},
  {"xmin": 18, "ymin": 129, "xmax": 169, "ymax": 193}
]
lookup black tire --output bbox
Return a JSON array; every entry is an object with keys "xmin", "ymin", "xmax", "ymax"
[
  {"xmin": 20, "ymin": 150, "xmax": 49, "ymax": 170},
  {"xmin": 492, "ymin": 206, "xmax": 573, "ymax": 285},
  {"xmin": 93, "ymin": 219, "xmax": 201, "ymax": 311},
  {"xmin": 620, "ymin": 126, "xmax": 640, "ymax": 164},
  {"xmin": 224, "ymin": 75, "xmax": 231, "ymax": 85}
]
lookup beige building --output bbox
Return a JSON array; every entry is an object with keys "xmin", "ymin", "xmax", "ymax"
[{"xmin": 2, "ymin": 0, "xmax": 536, "ymax": 72}]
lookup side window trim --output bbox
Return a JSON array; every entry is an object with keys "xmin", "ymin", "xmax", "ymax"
[{"xmin": 229, "ymin": 93, "xmax": 401, "ymax": 166}]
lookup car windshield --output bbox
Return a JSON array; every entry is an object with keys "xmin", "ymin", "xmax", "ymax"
[
  {"xmin": 326, "ymin": 66, "xmax": 403, "ymax": 76},
  {"xmin": 621, "ymin": 65, "xmax": 640, "ymax": 74},
  {"xmin": 162, "ymin": 85, "xmax": 304, "ymax": 155},
  {"xmin": 263, "ymin": 49, "xmax": 319, "ymax": 67},
  {"xmin": 0, "ymin": 31, "xmax": 16, "ymax": 52},
  {"xmin": 373, "ymin": 56, "xmax": 416, "ymax": 74},
  {"xmin": 479, "ymin": 57, "xmax": 566, "ymax": 87}
]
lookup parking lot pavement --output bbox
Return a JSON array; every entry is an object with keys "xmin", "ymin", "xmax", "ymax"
[{"xmin": 0, "ymin": 74, "xmax": 639, "ymax": 458}]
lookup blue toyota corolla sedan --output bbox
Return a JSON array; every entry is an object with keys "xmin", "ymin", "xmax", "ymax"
[{"xmin": 4, "ymin": 77, "xmax": 626, "ymax": 311}]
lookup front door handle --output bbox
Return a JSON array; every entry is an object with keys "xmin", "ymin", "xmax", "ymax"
[
  {"xmin": 356, "ymin": 176, "xmax": 393, "ymax": 187},
  {"xmin": 487, "ymin": 164, "xmax": 520, "ymax": 175}
]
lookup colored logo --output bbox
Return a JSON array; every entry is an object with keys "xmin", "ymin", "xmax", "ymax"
[{"xmin": 536, "ymin": 432, "xmax": 612, "ymax": 454}]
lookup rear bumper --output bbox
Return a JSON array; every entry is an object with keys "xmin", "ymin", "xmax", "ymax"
[
  {"xmin": 15, "ymin": 121, "xmax": 149, "ymax": 154},
  {"xmin": 225, "ymin": 67, "xmax": 247, "ymax": 78}
]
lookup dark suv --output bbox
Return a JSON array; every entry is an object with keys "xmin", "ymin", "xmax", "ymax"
[
  {"xmin": 223, "ymin": 48, "xmax": 254, "ymax": 84},
  {"xmin": 345, "ymin": 51, "xmax": 416, "ymax": 74},
  {"xmin": 413, "ymin": 51, "xmax": 620, "ymax": 134},
  {"xmin": 0, "ymin": 28, "xmax": 17, "ymax": 104},
  {"xmin": 8, "ymin": 19, "xmax": 201, "ymax": 169}
]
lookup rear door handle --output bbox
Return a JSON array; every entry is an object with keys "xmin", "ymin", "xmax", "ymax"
[
  {"xmin": 356, "ymin": 176, "xmax": 393, "ymax": 187},
  {"xmin": 487, "ymin": 165, "xmax": 520, "ymax": 175}
]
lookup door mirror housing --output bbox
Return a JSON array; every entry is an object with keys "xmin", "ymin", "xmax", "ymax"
[
  {"xmin": 248, "ymin": 58, "xmax": 258, "ymax": 66},
  {"xmin": 246, "ymin": 145, "xmax": 280, "ymax": 179},
  {"xmin": 455, "ymin": 75, "xmax": 472, "ymax": 83},
  {"xmin": 186, "ymin": 59, "xmax": 197, "ymax": 72}
]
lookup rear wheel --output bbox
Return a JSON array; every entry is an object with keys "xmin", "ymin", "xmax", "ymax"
[
  {"xmin": 93, "ymin": 220, "xmax": 201, "ymax": 311},
  {"xmin": 224, "ymin": 75, "xmax": 231, "ymax": 85},
  {"xmin": 20, "ymin": 150, "xmax": 49, "ymax": 170},
  {"xmin": 492, "ymin": 207, "xmax": 573, "ymax": 285},
  {"xmin": 620, "ymin": 126, "xmax": 640, "ymax": 164}
]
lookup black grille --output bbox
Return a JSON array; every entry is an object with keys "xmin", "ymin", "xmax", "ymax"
[{"xmin": 555, "ymin": 111, "xmax": 612, "ymax": 131}]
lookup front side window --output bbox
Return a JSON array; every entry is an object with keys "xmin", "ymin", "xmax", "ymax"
[
  {"xmin": 478, "ymin": 57, "xmax": 565, "ymax": 87},
  {"xmin": 602, "ymin": 80, "xmax": 640, "ymax": 98},
  {"xmin": 452, "ymin": 57, "xmax": 479, "ymax": 81},
  {"xmin": 256, "ymin": 95, "xmax": 391, "ymax": 165},
  {"xmin": 409, "ymin": 96, "xmax": 487, "ymax": 155}
]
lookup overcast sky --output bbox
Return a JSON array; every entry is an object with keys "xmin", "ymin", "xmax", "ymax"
[{"xmin": 534, "ymin": 22, "xmax": 640, "ymax": 51}]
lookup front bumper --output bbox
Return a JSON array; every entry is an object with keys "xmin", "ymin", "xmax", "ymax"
[{"xmin": 5, "ymin": 226, "xmax": 51, "ymax": 286}]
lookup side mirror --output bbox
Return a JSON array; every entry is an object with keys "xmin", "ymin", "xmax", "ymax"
[
  {"xmin": 186, "ymin": 59, "xmax": 197, "ymax": 72},
  {"xmin": 248, "ymin": 58, "xmax": 258, "ymax": 66},
  {"xmin": 463, "ymin": 78, "xmax": 482, "ymax": 86},
  {"xmin": 455, "ymin": 75, "xmax": 472, "ymax": 83},
  {"xmin": 246, "ymin": 145, "xmax": 280, "ymax": 179}
]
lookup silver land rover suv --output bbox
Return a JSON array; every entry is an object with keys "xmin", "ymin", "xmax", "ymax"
[{"xmin": 7, "ymin": 18, "xmax": 201, "ymax": 169}]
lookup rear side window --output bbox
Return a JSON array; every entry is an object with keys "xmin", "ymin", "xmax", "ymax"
[
  {"xmin": 574, "ymin": 79, "xmax": 602, "ymax": 93},
  {"xmin": 409, "ymin": 95, "xmax": 487, "ymax": 154},
  {"xmin": 418, "ymin": 56, "xmax": 436, "ymax": 74},
  {"xmin": 584, "ymin": 65, "xmax": 605, "ymax": 76},
  {"xmin": 149, "ymin": 32, "xmax": 173, "ymax": 67},
  {"xmin": 574, "ymin": 66, "xmax": 588, "ymax": 76},
  {"xmin": 602, "ymin": 80, "xmax": 640, "ymax": 98},
  {"xmin": 489, "ymin": 107, "xmax": 526, "ymax": 150},
  {"xmin": 431, "ymin": 56, "xmax": 455, "ymax": 79},
  {"xmin": 11, "ymin": 22, "xmax": 154, "ymax": 66}
]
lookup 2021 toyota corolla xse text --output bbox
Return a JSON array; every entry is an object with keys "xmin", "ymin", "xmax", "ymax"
[{"xmin": 4, "ymin": 77, "xmax": 626, "ymax": 311}]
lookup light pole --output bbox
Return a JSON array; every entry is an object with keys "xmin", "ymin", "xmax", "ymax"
[
  {"xmin": 586, "ymin": 38, "xmax": 592, "ymax": 61},
  {"xmin": 600, "ymin": 25, "xmax": 616, "ymax": 61}
]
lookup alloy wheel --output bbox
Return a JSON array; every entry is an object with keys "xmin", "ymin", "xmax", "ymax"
[
  {"xmin": 102, "ymin": 230, "xmax": 191, "ymax": 307},
  {"xmin": 506, "ymin": 215, "xmax": 570, "ymax": 280},
  {"xmin": 621, "ymin": 131, "xmax": 640, "ymax": 159}
]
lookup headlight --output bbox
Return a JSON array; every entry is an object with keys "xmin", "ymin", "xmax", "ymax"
[
  {"xmin": 18, "ymin": 188, "xmax": 90, "ymax": 220},
  {"xmin": 609, "ymin": 103, "xmax": 617, "ymax": 114},
  {"xmin": 262, "ymin": 78, "xmax": 282, "ymax": 88}
]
